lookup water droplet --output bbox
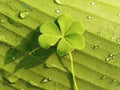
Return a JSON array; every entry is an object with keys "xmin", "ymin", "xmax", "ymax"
[
  {"xmin": 40, "ymin": 78, "xmax": 50, "ymax": 83},
  {"xmin": 117, "ymin": 13, "xmax": 120, "ymax": 17},
  {"xmin": 12, "ymin": 56, "xmax": 15, "ymax": 60},
  {"xmin": 19, "ymin": 11, "xmax": 28, "ymax": 19},
  {"xmin": 112, "ymin": 56, "xmax": 116, "ymax": 59},
  {"xmin": 105, "ymin": 57, "xmax": 110, "ymax": 62},
  {"xmin": 92, "ymin": 44, "xmax": 99, "ymax": 50},
  {"xmin": 54, "ymin": 0, "xmax": 64, "ymax": 5},
  {"xmin": 90, "ymin": 2, "xmax": 95, "ymax": 5},
  {"xmin": 109, "ymin": 53, "xmax": 117, "ymax": 59},
  {"xmin": 109, "ymin": 53, "xmax": 114, "ymax": 57},
  {"xmin": 101, "ymin": 75, "xmax": 106, "ymax": 79},
  {"xmin": 55, "ymin": 83, "xmax": 58, "ymax": 85},
  {"xmin": 116, "ymin": 38, "xmax": 120, "ymax": 42},
  {"xmin": 29, "ymin": 81, "xmax": 38, "ymax": 86},
  {"xmin": 55, "ymin": 9, "xmax": 60, "ymax": 13},
  {"xmin": 111, "ymin": 79, "xmax": 117, "ymax": 83},
  {"xmin": 87, "ymin": 15, "xmax": 92, "ymax": 19},
  {"xmin": 111, "ymin": 36, "xmax": 114, "ymax": 41},
  {"xmin": 7, "ymin": 54, "xmax": 15, "ymax": 61}
]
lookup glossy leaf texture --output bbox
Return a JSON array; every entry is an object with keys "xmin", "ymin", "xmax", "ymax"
[{"xmin": 0, "ymin": 0, "xmax": 120, "ymax": 90}]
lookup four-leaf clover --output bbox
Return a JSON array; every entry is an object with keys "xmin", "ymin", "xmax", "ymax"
[{"xmin": 38, "ymin": 15, "xmax": 85, "ymax": 56}]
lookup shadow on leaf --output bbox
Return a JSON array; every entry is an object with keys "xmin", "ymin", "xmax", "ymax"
[
  {"xmin": 5, "ymin": 27, "xmax": 55, "ymax": 73},
  {"xmin": 57, "ymin": 56, "xmax": 73, "ymax": 90}
]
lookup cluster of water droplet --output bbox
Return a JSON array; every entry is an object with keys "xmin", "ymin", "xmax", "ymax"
[
  {"xmin": 100, "ymin": 75, "xmax": 120, "ymax": 86},
  {"xmin": 105, "ymin": 53, "xmax": 117, "ymax": 62},
  {"xmin": 92, "ymin": 44, "xmax": 99, "ymax": 50},
  {"xmin": 54, "ymin": 0, "xmax": 65, "ymax": 14},
  {"xmin": 110, "ymin": 32, "xmax": 120, "ymax": 43}
]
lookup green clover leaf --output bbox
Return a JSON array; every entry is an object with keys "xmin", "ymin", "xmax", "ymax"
[
  {"xmin": 38, "ymin": 15, "xmax": 85, "ymax": 56},
  {"xmin": 38, "ymin": 15, "xmax": 85, "ymax": 90}
]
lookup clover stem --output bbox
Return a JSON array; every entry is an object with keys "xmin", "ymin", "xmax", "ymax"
[{"xmin": 69, "ymin": 52, "xmax": 78, "ymax": 90}]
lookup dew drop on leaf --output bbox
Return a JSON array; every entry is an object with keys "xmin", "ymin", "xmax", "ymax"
[
  {"xmin": 40, "ymin": 78, "xmax": 50, "ymax": 83},
  {"xmin": 109, "ymin": 53, "xmax": 114, "ymax": 57},
  {"xmin": 7, "ymin": 54, "xmax": 15, "ymax": 61},
  {"xmin": 29, "ymin": 81, "xmax": 38, "ymax": 86},
  {"xmin": 90, "ymin": 2, "xmax": 95, "ymax": 5},
  {"xmin": 116, "ymin": 38, "xmax": 120, "ymax": 42},
  {"xmin": 55, "ymin": 9, "xmax": 60, "ymax": 13},
  {"xmin": 54, "ymin": 0, "xmax": 64, "ymax": 5},
  {"xmin": 12, "ymin": 56, "xmax": 15, "ymax": 60},
  {"xmin": 87, "ymin": 15, "xmax": 92, "ymax": 19},
  {"xmin": 112, "ymin": 56, "xmax": 116, "ymax": 59},
  {"xmin": 117, "ymin": 13, "xmax": 120, "ymax": 17},
  {"xmin": 111, "ymin": 79, "xmax": 117, "ymax": 83},
  {"xmin": 92, "ymin": 44, "xmax": 99, "ymax": 50},
  {"xmin": 55, "ymin": 83, "xmax": 58, "ymax": 85},
  {"xmin": 101, "ymin": 75, "xmax": 106, "ymax": 79},
  {"xmin": 19, "ymin": 11, "xmax": 28, "ymax": 19},
  {"xmin": 110, "ymin": 36, "xmax": 114, "ymax": 41},
  {"xmin": 105, "ymin": 57, "xmax": 110, "ymax": 62},
  {"xmin": 109, "ymin": 53, "xmax": 116, "ymax": 59}
]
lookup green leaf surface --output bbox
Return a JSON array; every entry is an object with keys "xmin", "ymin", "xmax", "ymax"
[{"xmin": 0, "ymin": 0, "xmax": 120, "ymax": 90}]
